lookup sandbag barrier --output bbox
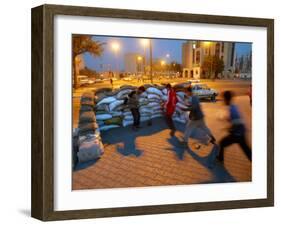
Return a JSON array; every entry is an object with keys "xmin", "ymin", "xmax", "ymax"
[
  {"xmin": 73, "ymin": 92, "xmax": 105, "ymax": 167},
  {"xmin": 94, "ymin": 84, "xmax": 190, "ymax": 131}
]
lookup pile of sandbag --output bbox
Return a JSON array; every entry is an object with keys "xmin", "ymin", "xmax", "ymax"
[
  {"xmin": 73, "ymin": 92, "xmax": 104, "ymax": 165},
  {"xmin": 94, "ymin": 84, "xmax": 191, "ymax": 129}
]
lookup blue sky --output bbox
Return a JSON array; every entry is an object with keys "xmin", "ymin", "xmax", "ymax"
[{"xmin": 83, "ymin": 35, "xmax": 252, "ymax": 72}]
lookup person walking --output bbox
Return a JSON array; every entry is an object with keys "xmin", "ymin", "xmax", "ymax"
[
  {"xmin": 217, "ymin": 91, "xmax": 252, "ymax": 162},
  {"xmin": 164, "ymin": 83, "xmax": 178, "ymax": 136},
  {"xmin": 125, "ymin": 90, "xmax": 141, "ymax": 130},
  {"xmin": 183, "ymin": 86, "xmax": 216, "ymax": 148}
]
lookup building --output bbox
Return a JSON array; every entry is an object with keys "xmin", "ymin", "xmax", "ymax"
[
  {"xmin": 124, "ymin": 53, "xmax": 145, "ymax": 74},
  {"xmin": 182, "ymin": 41, "xmax": 236, "ymax": 79}
]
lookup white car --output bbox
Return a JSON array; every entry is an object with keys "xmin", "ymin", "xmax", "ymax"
[{"xmin": 192, "ymin": 84, "xmax": 218, "ymax": 101}]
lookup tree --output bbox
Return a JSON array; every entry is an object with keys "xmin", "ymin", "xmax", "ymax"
[
  {"xmin": 72, "ymin": 35, "xmax": 104, "ymax": 88},
  {"xmin": 202, "ymin": 55, "xmax": 224, "ymax": 79}
]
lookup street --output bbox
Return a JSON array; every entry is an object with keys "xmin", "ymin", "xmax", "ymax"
[{"xmin": 72, "ymin": 79, "xmax": 252, "ymax": 190}]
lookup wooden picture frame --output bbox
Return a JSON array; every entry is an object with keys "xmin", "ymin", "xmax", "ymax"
[{"xmin": 31, "ymin": 4, "xmax": 274, "ymax": 221}]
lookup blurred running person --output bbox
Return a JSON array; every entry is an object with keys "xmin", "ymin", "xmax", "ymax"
[
  {"xmin": 217, "ymin": 91, "xmax": 252, "ymax": 162},
  {"xmin": 183, "ymin": 86, "xmax": 216, "ymax": 148},
  {"xmin": 164, "ymin": 83, "xmax": 178, "ymax": 136}
]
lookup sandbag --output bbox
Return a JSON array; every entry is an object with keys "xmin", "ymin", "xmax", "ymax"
[
  {"xmin": 109, "ymin": 100, "xmax": 124, "ymax": 112},
  {"xmin": 148, "ymin": 102, "xmax": 160, "ymax": 107},
  {"xmin": 77, "ymin": 137, "xmax": 104, "ymax": 163},
  {"xmin": 97, "ymin": 96, "xmax": 116, "ymax": 105},
  {"xmin": 147, "ymin": 93, "xmax": 161, "ymax": 99},
  {"xmin": 80, "ymin": 105, "xmax": 93, "ymax": 112},
  {"xmin": 162, "ymin": 88, "xmax": 168, "ymax": 95},
  {"xmin": 146, "ymin": 87, "xmax": 163, "ymax": 96},
  {"xmin": 122, "ymin": 120, "xmax": 134, "ymax": 127},
  {"xmin": 95, "ymin": 104, "xmax": 109, "ymax": 112},
  {"xmin": 99, "ymin": 124, "xmax": 120, "ymax": 131},
  {"xmin": 116, "ymin": 89, "xmax": 132, "ymax": 99},
  {"xmin": 124, "ymin": 115, "xmax": 134, "ymax": 121},
  {"xmin": 96, "ymin": 114, "xmax": 112, "ymax": 121},
  {"xmin": 104, "ymin": 117, "xmax": 122, "ymax": 126},
  {"xmin": 79, "ymin": 122, "xmax": 99, "ymax": 136},
  {"xmin": 176, "ymin": 102, "xmax": 189, "ymax": 110},
  {"xmin": 111, "ymin": 111, "xmax": 123, "ymax": 117},
  {"xmin": 140, "ymin": 116, "xmax": 150, "ymax": 122},
  {"xmin": 139, "ymin": 91, "xmax": 148, "ymax": 98},
  {"xmin": 79, "ymin": 111, "xmax": 96, "ymax": 124},
  {"xmin": 162, "ymin": 95, "xmax": 168, "ymax": 101},
  {"xmin": 151, "ymin": 114, "xmax": 163, "ymax": 119}
]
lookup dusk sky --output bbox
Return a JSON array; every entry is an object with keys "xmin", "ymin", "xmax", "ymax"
[{"xmin": 82, "ymin": 35, "xmax": 252, "ymax": 72}]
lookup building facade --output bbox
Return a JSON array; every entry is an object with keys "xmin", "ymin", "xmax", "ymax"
[{"xmin": 182, "ymin": 41, "xmax": 236, "ymax": 79}]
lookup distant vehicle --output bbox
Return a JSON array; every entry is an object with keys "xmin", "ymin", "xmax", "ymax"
[
  {"xmin": 78, "ymin": 75, "xmax": 94, "ymax": 86},
  {"xmin": 111, "ymin": 77, "xmax": 118, "ymax": 81},
  {"xmin": 123, "ymin": 77, "xmax": 133, "ymax": 81},
  {"xmin": 173, "ymin": 81, "xmax": 192, "ymax": 90},
  {"xmin": 192, "ymin": 83, "xmax": 218, "ymax": 101},
  {"xmin": 188, "ymin": 79, "xmax": 201, "ymax": 83},
  {"xmin": 94, "ymin": 78, "xmax": 103, "ymax": 83}
]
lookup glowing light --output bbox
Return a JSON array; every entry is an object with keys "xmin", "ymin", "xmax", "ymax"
[{"xmin": 111, "ymin": 42, "xmax": 120, "ymax": 52}]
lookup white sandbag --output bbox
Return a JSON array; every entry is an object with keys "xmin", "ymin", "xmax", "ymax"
[
  {"xmin": 162, "ymin": 88, "xmax": 168, "ymax": 95},
  {"xmin": 139, "ymin": 97, "xmax": 148, "ymax": 104},
  {"xmin": 148, "ymin": 102, "xmax": 160, "ymax": 107},
  {"xmin": 124, "ymin": 115, "xmax": 134, "ymax": 121},
  {"xmin": 151, "ymin": 114, "xmax": 163, "ymax": 119},
  {"xmin": 139, "ymin": 91, "xmax": 148, "ymax": 98},
  {"xmin": 97, "ymin": 96, "xmax": 116, "ymax": 105},
  {"xmin": 176, "ymin": 91, "xmax": 186, "ymax": 99},
  {"xmin": 140, "ymin": 108, "xmax": 153, "ymax": 114},
  {"xmin": 97, "ymin": 120, "xmax": 105, "ymax": 126},
  {"xmin": 109, "ymin": 100, "xmax": 124, "ymax": 112},
  {"xmin": 99, "ymin": 124, "xmax": 120, "ymax": 131},
  {"xmin": 153, "ymin": 110, "xmax": 163, "ymax": 115},
  {"xmin": 146, "ymin": 87, "xmax": 163, "ymax": 96},
  {"xmin": 123, "ymin": 111, "xmax": 132, "ymax": 117},
  {"xmin": 116, "ymin": 89, "xmax": 132, "ymax": 99},
  {"xmin": 95, "ymin": 114, "xmax": 112, "ymax": 121},
  {"xmin": 111, "ymin": 111, "xmax": 123, "ymax": 117},
  {"xmin": 140, "ymin": 116, "xmax": 150, "ymax": 122},
  {"xmin": 122, "ymin": 120, "xmax": 134, "ymax": 127},
  {"xmin": 77, "ymin": 137, "xmax": 104, "ymax": 163},
  {"xmin": 162, "ymin": 95, "xmax": 168, "ymax": 101},
  {"xmin": 147, "ymin": 93, "xmax": 161, "ymax": 99},
  {"xmin": 176, "ymin": 102, "xmax": 189, "ymax": 110},
  {"xmin": 173, "ymin": 117, "xmax": 186, "ymax": 124},
  {"xmin": 152, "ymin": 105, "xmax": 162, "ymax": 111}
]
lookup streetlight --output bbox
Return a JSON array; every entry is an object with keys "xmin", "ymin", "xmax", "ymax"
[{"xmin": 111, "ymin": 42, "xmax": 120, "ymax": 77}]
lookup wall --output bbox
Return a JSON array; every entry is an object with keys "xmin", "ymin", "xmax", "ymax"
[{"xmin": 0, "ymin": 0, "xmax": 279, "ymax": 225}]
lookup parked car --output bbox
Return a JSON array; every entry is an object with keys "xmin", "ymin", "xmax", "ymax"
[
  {"xmin": 192, "ymin": 83, "xmax": 218, "ymax": 101},
  {"xmin": 78, "ymin": 75, "xmax": 94, "ymax": 86}
]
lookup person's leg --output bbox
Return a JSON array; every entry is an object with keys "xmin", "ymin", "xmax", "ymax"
[
  {"xmin": 218, "ymin": 134, "xmax": 236, "ymax": 161},
  {"xmin": 198, "ymin": 119, "xmax": 216, "ymax": 143},
  {"xmin": 165, "ymin": 114, "xmax": 176, "ymax": 136},
  {"xmin": 238, "ymin": 136, "xmax": 252, "ymax": 161},
  {"xmin": 136, "ymin": 108, "xmax": 141, "ymax": 127},
  {"xmin": 184, "ymin": 120, "xmax": 196, "ymax": 143},
  {"xmin": 131, "ymin": 108, "xmax": 138, "ymax": 128}
]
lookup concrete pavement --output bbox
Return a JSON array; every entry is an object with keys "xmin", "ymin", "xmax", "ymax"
[{"xmin": 73, "ymin": 95, "xmax": 252, "ymax": 190}]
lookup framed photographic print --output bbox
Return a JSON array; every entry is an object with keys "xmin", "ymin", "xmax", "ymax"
[{"xmin": 31, "ymin": 4, "xmax": 274, "ymax": 221}]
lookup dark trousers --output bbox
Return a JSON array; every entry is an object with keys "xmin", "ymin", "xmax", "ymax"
[
  {"xmin": 218, "ymin": 134, "xmax": 252, "ymax": 162},
  {"xmin": 131, "ymin": 108, "xmax": 140, "ymax": 127},
  {"xmin": 165, "ymin": 114, "xmax": 176, "ymax": 131}
]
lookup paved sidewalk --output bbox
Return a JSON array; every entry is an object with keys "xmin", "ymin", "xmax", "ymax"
[{"xmin": 73, "ymin": 96, "xmax": 252, "ymax": 190}]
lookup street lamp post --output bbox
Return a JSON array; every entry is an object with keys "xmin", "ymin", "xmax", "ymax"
[{"xmin": 111, "ymin": 42, "xmax": 120, "ymax": 78}]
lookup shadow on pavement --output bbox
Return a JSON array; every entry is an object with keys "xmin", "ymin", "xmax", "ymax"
[
  {"xmin": 101, "ymin": 117, "xmax": 168, "ymax": 157},
  {"xmin": 186, "ymin": 145, "xmax": 236, "ymax": 183}
]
